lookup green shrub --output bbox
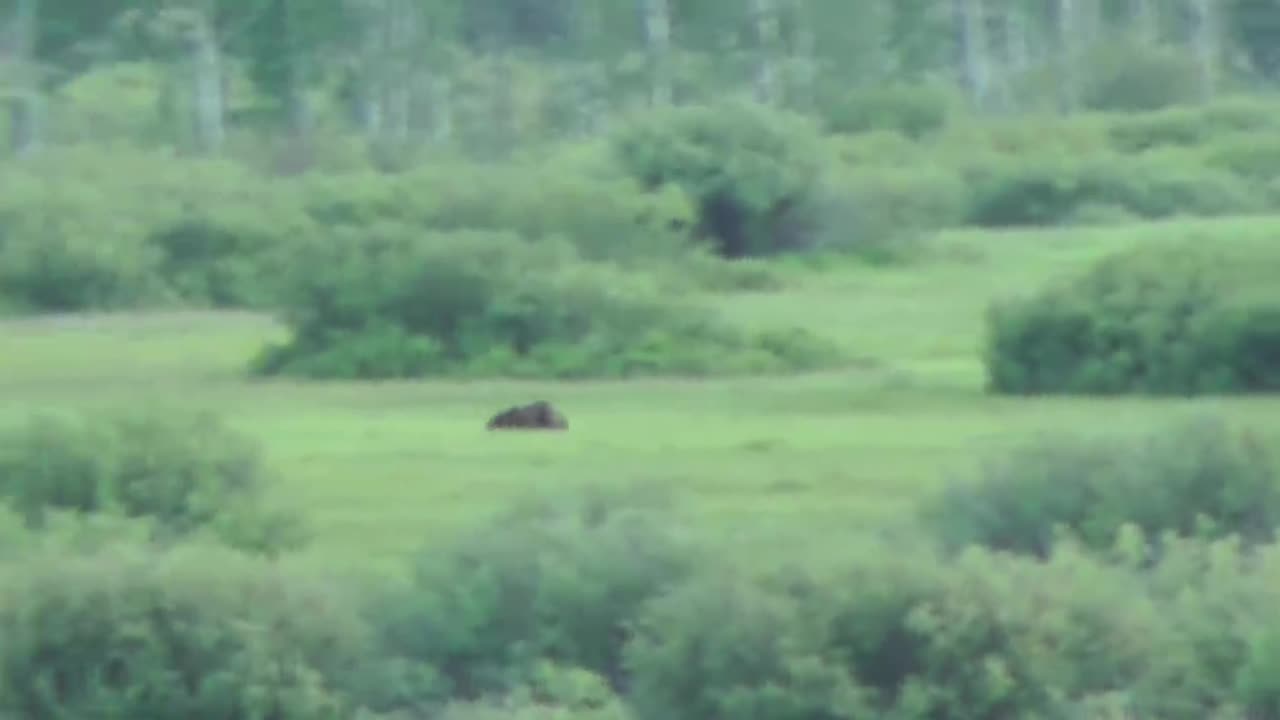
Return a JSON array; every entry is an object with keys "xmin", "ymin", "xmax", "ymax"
[
  {"xmin": 0, "ymin": 408, "xmax": 308, "ymax": 554},
  {"xmin": 295, "ymin": 160, "xmax": 696, "ymax": 266},
  {"xmin": 253, "ymin": 228, "xmax": 843, "ymax": 380},
  {"xmin": 1076, "ymin": 42, "xmax": 1202, "ymax": 112},
  {"xmin": 818, "ymin": 82, "xmax": 955, "ymax": 138},
  {"xmin": 1105, "ymin": 97, "xmax": 1280, "ymax": 154},
  {"xmin": 609, "ymin": 100, "xmax": 828, "ymax": 258},
  {"xmin": 812, "ymin": 166, "xmax": 968, "ymax": 262},
  {"xmin": 365, "ymin": 483, "xmax": 699, "ymax": 711},
  {"xmin": 984, "ymin": 243, "xmax": 1280, "ymax": 395},
  {"xmin": 624, "ymin": 540, "xmax": 1160, "ymax": 720},
  {"xmin": 146, "ymin": 190, "xmax": 315, "ymax": 308},
  {"xmin": 1133, "ymin": 534, "xmax": 1280, "ymax": 718},
  {"xmin": 963, "ymin": 152, "xmax": 1258, "ymax": 227},
  {"xmin": 1201, "ymin": 131, "xmax": 1280, "ymax": 184},
  {"xmin": 0, "ymin": 178, "xmax": 165, "ymax": 310},
  {"xmin": 0, "ymin": 147, "xmax": 304, "ymax": 311},
  {"xmin": 0, "ymin": 538, "xmax": 368, "ymax": 719},
  {"xmin": 921, "ymin": 415, "xmax": 1280, "ymax": 559}
]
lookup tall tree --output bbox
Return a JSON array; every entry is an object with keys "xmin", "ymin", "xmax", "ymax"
[{"xmin": 2, "ymin": 0, "xmax": 39, "ymax": 155}]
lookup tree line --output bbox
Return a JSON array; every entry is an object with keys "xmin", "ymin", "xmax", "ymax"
[{"xmin": 5, "ymin": 0, "xmax": 1280, "ymax": 160}]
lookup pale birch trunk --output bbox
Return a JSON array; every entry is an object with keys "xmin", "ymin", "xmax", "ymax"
[
  {"xmin": 953, "ymin": 0, "xmax": 990, "ymax": 109},
  {"xmin": 188, "ymin": 8, "xmax": 225, "ymax": 153},
  {"xmin": 1189, "ymin": 0, "xmax": 1217, "ymax": 100},
  {"xmin": 751, "ymin": 0, "xmax": 781, "ymax": 105},
  {"xmin": 356, "ymin": 0, "xmax": 385, "ymax": 136},
  {"xmin": 1053, "ymin": 0, "xmax": 1078, "ymax": 112},
  {"xmin": 382, "ymin": 0, "xmax": 412, "ymax": 141},
  {"xmin": 1131, "ymin": 0, "xmax": 1156, "ymax": 42},
  {"xmin": 3, "ymin": 0, "xmax": 39, "ymax": 156},
  {"xmin": 429, "ymin": 75, "xmax": 452, "ymax": 143},
  {"xmin": 641, "ymin": 0, "xmax": 673, "ymax": 107},
  {"xmin": 788, "ymin": 0, "xmax": 816, "ymax": 110}
]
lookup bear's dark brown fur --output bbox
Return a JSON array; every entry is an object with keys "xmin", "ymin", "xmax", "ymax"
[{"xmin": 485, "ymin": 400, "xmax": 568, "ymax": 431}]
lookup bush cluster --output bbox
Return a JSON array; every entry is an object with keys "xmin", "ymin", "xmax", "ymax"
[
  {"xmin": 0, "ymin": 408, "xmax": 307, "ymax": 553},
  {"xmin": 252, "ymin": 229, "xmax": 843, "ymax": 380},
  {"xmin": 609, "ymin": 101, "xmax": 830, "ymax": 259},
  {"xmin": 924, "ymin": 415, "xmax": 1280, "ymax": 559},
  {"xmin": 3, "ymin": 407, "xmax": 1280, "ymax": 719},
  {"xmin": 985, "ymin": 243, "xmax": 1280, "ymax": 395}
]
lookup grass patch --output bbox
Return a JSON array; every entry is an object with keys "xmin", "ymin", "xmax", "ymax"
[{"xmin": 3, "ymin": 215, "xmax": 1280, "ymax": 565}]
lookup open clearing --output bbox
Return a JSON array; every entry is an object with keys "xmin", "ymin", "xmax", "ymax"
[{"xmin": 4, "ymin": 216, "xmax": 1279, "ymax": 566}]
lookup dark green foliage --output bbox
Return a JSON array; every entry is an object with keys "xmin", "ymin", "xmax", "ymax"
[
  {"xmin": 295, "ymin": 160, "xmax": 696, "ymax": 265},
  {"xmin": 253, "ymin": 228, "xmax": 843, "ymax": 380},
  {"xmin": 818, "ymin": 82, "xmax": 955, "ymax": 138},
  {"xmin": 624, "ymin": 540, "xmax": 1160, "ymax": 720},
  {"xmin": 985, "ymin": 243, "xmax": 1280, "ymax": 395},
  {"xmin": 0, "ymin": 408, "xmax": 308, "ymax": 554},
  {"xmin": 145, "ymin": 194, "xmax": 311, "ymax": 309},
  {"xmin": 609, "ymin": 101, "xmax": 828, "ymax": 259},
  {"xmin": 366, "ymin": 484, "xmax": 699, "ymax": 712},
  {"xmin": 922, "ymin": 415, "xmax": 1280, "ymax": 559},
  {"xmin": 1105, "ymin": 98, "xmax": 1280, "ymax": 154},
  {"xmin": 0, "ymin": 537, "xmax": 368, "ymax": 720},
  {"xmin": 1077, "ymin": 42, "xmax": 1202, "ymax": 112},
  {"xmin": 964, "ymin": 153, "xmax": 1257, "ymax": 227},
  {"xmin": 813, "ymin": 166, "xmax": 968, "ymax": 261}
]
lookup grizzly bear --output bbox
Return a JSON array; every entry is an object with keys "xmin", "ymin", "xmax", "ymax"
[{"xmin": 485, "ymin": 400, "xmax": 568, "ymax": 431}]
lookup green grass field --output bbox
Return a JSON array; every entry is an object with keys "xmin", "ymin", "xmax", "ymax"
[{"xmin": 4, "ymin": 215, "xmax": 1280, "ymax": 566}]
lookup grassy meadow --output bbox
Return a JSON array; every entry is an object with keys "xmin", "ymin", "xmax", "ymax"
[{"xmin": 6, "ymin": 213, "xmax": 1278, "ymax": 567}]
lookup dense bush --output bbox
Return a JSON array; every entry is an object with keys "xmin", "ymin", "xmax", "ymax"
[
  {"xmin": 363, "ymin": 484, "xmax": 699, "ymax": 713},
  {"xmin": 963, "ymin": 152, "xmax": 1258, "ymax": 227},
  {"xmin": 609, "ymin": 100, "xmax": 829, "ymax": 259},
  {"xmin": 985, "ymin": 243, "xmax": 1280, "ymax": 395},
  {"xmin": 0, "ymin": 148, "xmax": 304, "ymax": 311},
  {"xmin": 295, "ymin": 159, "xmax": 697, "ymax": 266},
  {"xmin": 625, "ymin": 539, "xmax": 1162, "ymax": 720},
  {"xmin": 922, "ymin": 415, "xmax": 1280, "ymax": 559},
  {"xmin": 818, "ymin": 82, "xmax": 956, "ymax": 138},
  {"xmin": 0, "ymin": 536, "xmax": 368, "ymax": 719},
  {"xmin": 252, "ymin": 228, "xmax": 843, "ymax": 380},
  {"xmin": 0, "ymin": 408, "xmax": 308, "ymax": 553},
  {"xmin": 1076, "ymin": 42, "xmax": 1203, "ymax": 112},
  {"xmin": 812, "ymin": 166, "xmax": 968, "ymax": 261},
  {"xmin": 1103, "ymin": 96, "xmax": 1280, "ymax": 154}
]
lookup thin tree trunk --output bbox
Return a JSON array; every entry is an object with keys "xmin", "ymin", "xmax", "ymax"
[
  {"xmin": 953, "ymin": 0, "xmax": 990, "ymax": 109},
  {"xmin": 1131, "ymin": 0, "xmax": 1156, "ymax": 41},
  {"xmin": 1189, "ymin": 0, "xmax": 1217, "ymax": 100},
  {"xmin": 357, "ymin": 0, "xmax": 385, "ymax": 136},
  {"xmin": 1053, "ymin": 0, "xmax": 1078, "ymax": 112},
  {"xmin": 3, "ymin": 0, "xmax": 39, "ymax": 156},
  {"xmin": 429, "ymin": 75, "xmax": 452, "ymax": 143},
  {"xmin": 789, "ymin": 0, "xmax": 816, "ymax": 110},
  {"xmin": 751, "ymin": 0, "xmax": 781, "ymax": 105},
  {"xmin": 188, "ymin": 9, "xmax": 225, "ymax": 153},
  {"xmin": 640, "ymin": 0, "xmax": 673, "ymax": 107}
]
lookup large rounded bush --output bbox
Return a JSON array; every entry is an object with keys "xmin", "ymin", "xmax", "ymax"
[
  {"xmin": 296, "ymin": 159, "xmax": 696, "ymax": 266},
  {"xmin": 0, "ymin": 538, "xmax": 368, "ymax": 719},
  {"xmin": 363, "ymin": 483, "xmax": 699, "ymax": 712},
  {"xmin": 0, "ymin": 408, "xmax": 307, "ymax": 554},
  {"xmin": 624, "ymin": 540, "xmax": 1161, "ymax": 720},
  {"xmin": 609, "ymin": 100, "xmax": 828, "ymax": 258},
  {"xmin": 984, "ymin": 243, "xmax": 1280, "ymax": 395},
  {"xmin": 252, "ymin": 228, "xmax": 843, "ymax": 380},
  {"xmin": 921, "ymin": 415, "xmax": 1280, "ymax": 559}
]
